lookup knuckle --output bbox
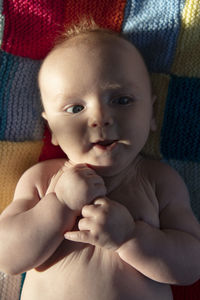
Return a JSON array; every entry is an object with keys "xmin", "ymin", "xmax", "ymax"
[
  {"xmin": 72, "ymin": 165, "xmax": 85, "ymax": 174},
  {"xmin": 73, "ymin": 163, "xmax": 84, "ymax": 169},
  {"xmin": 98, "ymin": 211, "xmax": 108, "ymax": 224},
  {"xmin": 92, "ymin": 230, "xmax": 100, "ymax": 243},
  {"xmin": 94, "ymin": 209, "xmax": 106, "ymax": 224},
  {"xmin": 76, "ymin": 231, "xmax": 83, "ymax": 241},
  {"xmin": 93, "ymin": 234, "xmax": 99, "ymax": 244},
  {"xmin": 72, "ymin": 168, "xmax": 82, "ymax": 177}
]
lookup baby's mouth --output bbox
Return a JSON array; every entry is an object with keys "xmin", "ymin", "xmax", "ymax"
[{"xmin": 92, "ymin": 140, "xmax": 118, "ymax": 150}]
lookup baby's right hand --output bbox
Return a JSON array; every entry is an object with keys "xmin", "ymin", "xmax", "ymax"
[{"xmin": 53, "ymin": 163, "xmax": 107, "ymax": 212}]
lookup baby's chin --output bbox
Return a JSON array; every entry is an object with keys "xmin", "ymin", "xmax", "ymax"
[
  {"xmin": 85, "ymin": 162, "xmax": 128, "ymax": 178},
  {"xmin": 67, "ymin": 158, "xmax": 118, "ymax": 176}
]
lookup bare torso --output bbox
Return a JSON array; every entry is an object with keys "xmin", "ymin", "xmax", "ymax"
[{"xmin": 21, "ymin": 157, "xmax": 173, "ymax": 300}]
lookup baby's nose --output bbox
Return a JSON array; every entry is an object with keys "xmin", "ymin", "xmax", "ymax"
[
  {"xmin": 89, "ymin": 119, "xmax": 112, "ymax": 128},
  {"xmin": 88, "ymin": 109, "xmax": 113, "ymax": 128}
]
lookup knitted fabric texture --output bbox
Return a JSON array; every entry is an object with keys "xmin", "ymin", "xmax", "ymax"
[
  {"xmin": 0, "ymin": 0, "xmax": 4, "ymax": 46},
  {"xmin": 2, "ymin": 0, "xmax": 126, "ymax": 59},
  {"xmin": 0, "ymin": 272, "xmax": 22, "ymax": 300},
  {"xmin": 0, "ymin": 51, "xmax": 43, "ymax": 141},
  {"xmin": 122, "ymin": 0, "xmax": 185, "ymax": 72},
  {"xmin": 0, "ymin": 141, "xmax": 43, "ymax": 212},
  {"xmin": 161, "ymin": 76, "xmax": 200, "ymax": 162},
  {"xmin": 165, "ymin": 159, "xmax": 200, "ymax": 219},
  {"xmin": 0, "ymin": 0, "xmax": 199, "ymax": 299},
  {"xmin": 171, "ymin": 0, "xmax": 200, "ymax": 77}
]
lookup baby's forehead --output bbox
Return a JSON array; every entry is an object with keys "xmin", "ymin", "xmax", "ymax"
[
  {"xmin": 39, "ymin": 31, "xmax": 151, "ymax": 100},
  {"xmin": 39, "ymin": 32, "xmax": 145, "ymax": 79},
  {"xmin": 48, "ymin": 30, "xmax": 145, "ymax": 63}
]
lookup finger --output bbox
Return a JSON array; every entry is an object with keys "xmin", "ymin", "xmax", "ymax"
[
  {"xmin": 82, "ymin": 204, "xmax": 99, "ymax": 218},
  {"xmin": 94, "ymin": 198, "xmax": 109, "ymax": 206},
  {"xmin": 64, "ymin": 230, "xmax": 93, "ymax": 244},
  {"xmin": 78, "ymin": 217, "xmax": 92, "ymax": 231}
]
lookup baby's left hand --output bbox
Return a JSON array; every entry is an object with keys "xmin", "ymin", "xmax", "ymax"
[{"xmin": 64, "ymin": 197, "xmax": 135, "ymax": 250}]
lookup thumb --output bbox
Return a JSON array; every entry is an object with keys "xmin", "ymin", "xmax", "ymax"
[{"xmin": 64, "ymin": 230, "xmax": 93, "ymax": 244}]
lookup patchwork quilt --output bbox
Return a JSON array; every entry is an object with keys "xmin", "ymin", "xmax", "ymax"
[{"xmin": 0, "ymin": 0, "xmax": 199, "ymax": 299}]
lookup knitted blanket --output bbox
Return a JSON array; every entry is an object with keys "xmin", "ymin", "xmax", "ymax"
[{"xmin": 0, "ymin": 1, "xmax": 199, "ymax": 299}]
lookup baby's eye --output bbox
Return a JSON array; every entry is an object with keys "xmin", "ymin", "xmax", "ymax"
[
  {"xmin": 65, "ymin": 105, "xmax": 84, "ymax": 114},
  {"xmin": 111, "ymin": 96, "xmax": 134, "ymax": 105}
]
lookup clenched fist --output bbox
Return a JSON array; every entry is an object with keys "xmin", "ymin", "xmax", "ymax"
[{"xmin": 47, "ymin": 162, "xmax": 107, "ymax": 213}]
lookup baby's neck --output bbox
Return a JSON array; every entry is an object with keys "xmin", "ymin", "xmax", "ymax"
[{"xmin": 101, "ymin": 155, "xmax": 141, "ymax": 194}]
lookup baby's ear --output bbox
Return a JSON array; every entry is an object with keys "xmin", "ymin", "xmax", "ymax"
[
  {"xmin": 41, "ymin": 112, "xmax": 58, "ymax": 145},
  {"xmin": 150, "ymin": 95, "xmax": 157, "ymax": 132},
  {"xmin": 42, "ymin": 111, "xmax": 47, "ymax": 120},
  {"xmin": 51, "ymin": 133, "xmax": 59, "ymax": 146}
]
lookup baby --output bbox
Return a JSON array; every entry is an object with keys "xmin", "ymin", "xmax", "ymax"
[{"xmin": 0, "ymin": 21, "xmax": 200, "ymax": 300}]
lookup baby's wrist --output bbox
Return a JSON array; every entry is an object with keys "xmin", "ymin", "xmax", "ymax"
[{"xmin": 50, "ymin": 192, "xmax": 78, "ymax": 216}]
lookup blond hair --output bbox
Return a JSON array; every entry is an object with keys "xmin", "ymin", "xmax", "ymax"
[{"xmin": 53, "ymin": 16, "xmax": 128, "ymax": 49}]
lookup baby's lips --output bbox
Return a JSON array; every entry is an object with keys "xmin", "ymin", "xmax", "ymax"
[{"xmin": 86, "ymin": 163, "xmax": 94, "ymax": 169}]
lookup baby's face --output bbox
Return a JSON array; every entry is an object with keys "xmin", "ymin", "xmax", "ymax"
[{"xmin": 40, "ymin": 34, "xmax": 155, "ymax": 176}]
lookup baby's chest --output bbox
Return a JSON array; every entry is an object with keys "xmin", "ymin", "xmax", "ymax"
[{"xmin": 110, "ymin": 180, "xmax": 160, "ymax": 228}]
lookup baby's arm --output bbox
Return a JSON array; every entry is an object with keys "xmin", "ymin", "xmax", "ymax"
[
  {"xmin": 117, "ymin": 162, "xmax": 200, "ymax": 285},
  {"xmin": 65, "ymin": 161, "xmax": 200, "ymax": 285},
  {"xmin": 0, "ymin": 161, "xmax": 75, "ymax": 275},
  {"xmin": 0, "ymin": 160, "xmax": 106, "ymax": 275}
]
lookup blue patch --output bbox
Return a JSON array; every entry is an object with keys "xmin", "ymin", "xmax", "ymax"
[
  {"xmin": 121, "ymin": 0, "xmax": 185, "ymax": 72},
  {"xmin": 0, "ymin": 51, "xmax": 44, "ymax": 141}
]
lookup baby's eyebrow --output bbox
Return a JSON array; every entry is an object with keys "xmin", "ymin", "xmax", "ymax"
[
  {"xmin": 53, "ymin": 82, "xmax": 138, "ymax": 103},
  {"xmin": 100, "ymin": 81, "xmax": 138, "ymax": 92},
  {"xmin": 54, "ymin": 93, "xmax": 76, "ymax": 102},
  {"xmin": 100, "ymin": 82, "xmax": 122, "ymax": 90}
]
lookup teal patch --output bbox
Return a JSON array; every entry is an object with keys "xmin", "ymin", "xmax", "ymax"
[{"xmin": 161, "ymin": 75, "xmax": 200, "ymax": 161}]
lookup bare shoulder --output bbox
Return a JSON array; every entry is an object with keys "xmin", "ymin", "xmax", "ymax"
[
  {"xmin": 139, "ymin": 157, "xmax": 189, "ymax": 207},
  {"xmin": 14, "ymin": 158, "xmax": 67, "ymax": 200},
  {"xmin": 139, "ymin": 156, "xmax": 179, "ymax": 179},
  {"xmin": 20, "ymin": 158, "xmax": 66, "ymax": 188},
  {"xmin": 0, "ymin": 159, "xmax": 66, "ymax": 218},
  {"xmin": 140, "ymin": 157, "xmax": 200, "ymax": 236}
]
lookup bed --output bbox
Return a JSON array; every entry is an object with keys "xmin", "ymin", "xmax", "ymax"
[{"xmin": 0, "ymin": 1, "xmax": 199, "ymax": 299}]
